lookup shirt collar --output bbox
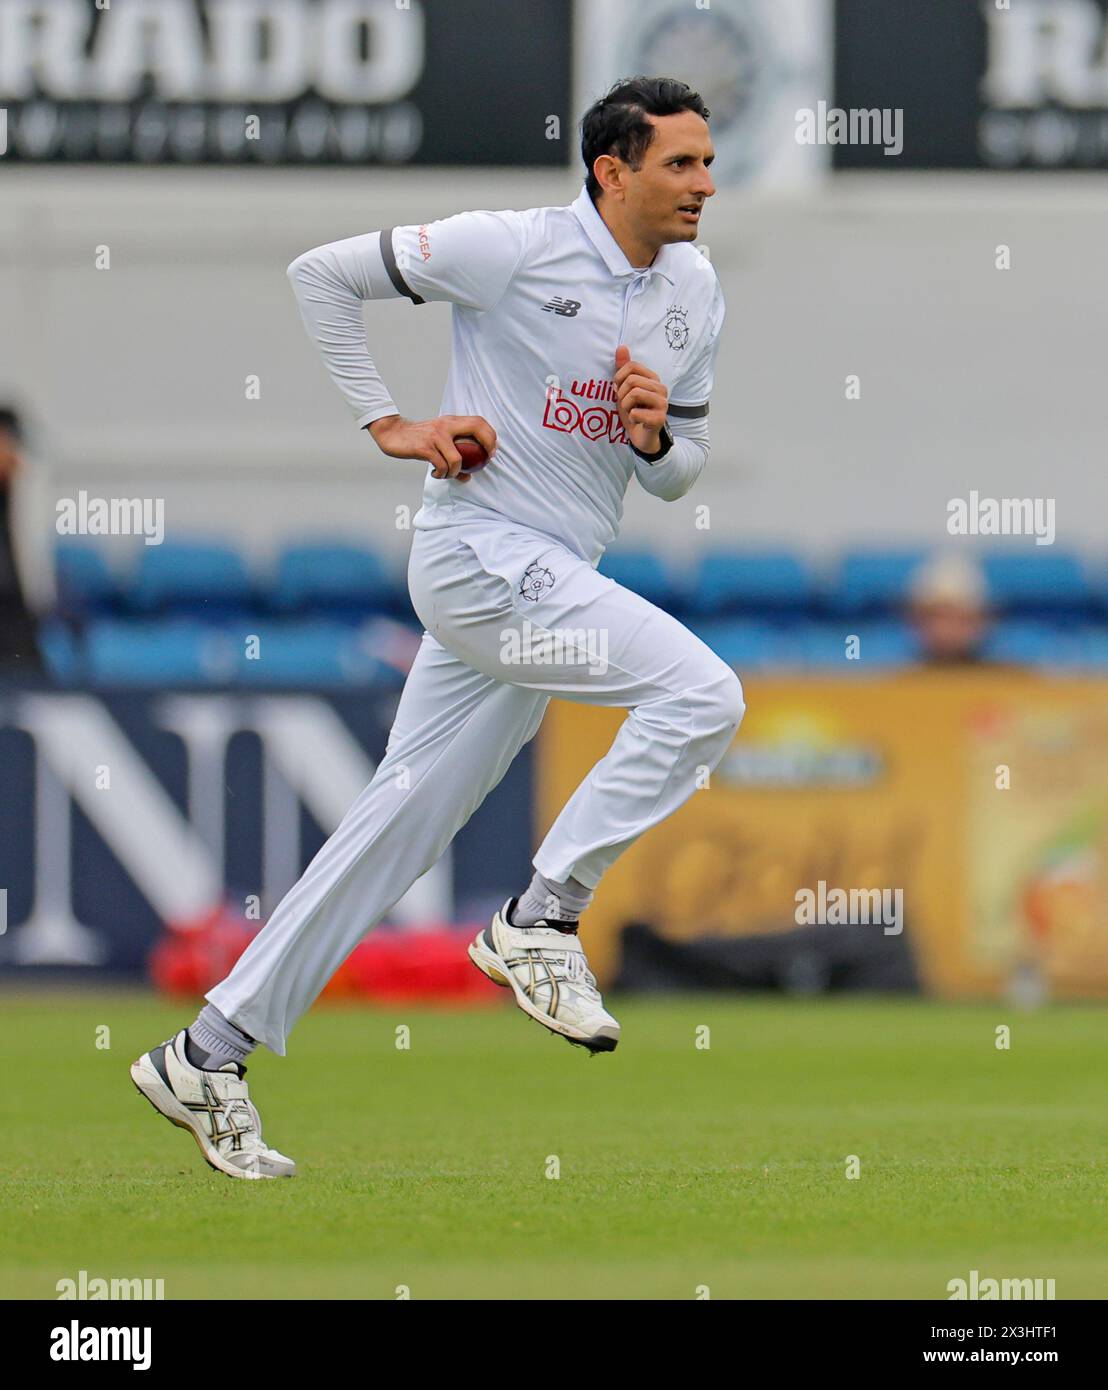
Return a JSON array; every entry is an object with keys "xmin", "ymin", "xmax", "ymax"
[{"xmin": 570, "ymin": 184, "xmax": 677, "ymax": 286}]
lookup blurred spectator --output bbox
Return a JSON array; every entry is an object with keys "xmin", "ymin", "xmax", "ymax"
[
  {"xmin": 907, "ymin": 553, "xmax": 991, "ymax": 666},
  {"xmin": 0, "ymin": 406, "xmax": 52, "ymax": 675}
]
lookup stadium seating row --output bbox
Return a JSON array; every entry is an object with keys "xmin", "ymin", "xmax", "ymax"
[
  {"xmin": 54, "ymin": 540, "xmax": 1108, "ymax": 622},
  {"xmin": 37, "ymin": 617, "xmax": 419, "ymax": 688},
  {"xmin": 35, "ymin": 615, "xmax": 1108, "ymax": 686}
]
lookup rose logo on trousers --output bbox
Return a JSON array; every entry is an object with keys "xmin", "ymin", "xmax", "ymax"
[{"xmin": 519, "ymin": 563, "xmax": 556, "ymax": 601}]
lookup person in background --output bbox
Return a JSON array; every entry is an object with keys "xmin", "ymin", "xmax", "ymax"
[
  {"xmin": 906, "ymin": 552, "xmax": 991, "ymax": 666},
  {"xmin": 0, "ymin": 407, "xmax": 50, "ymax": 676}
]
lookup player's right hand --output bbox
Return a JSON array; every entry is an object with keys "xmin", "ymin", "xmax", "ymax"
[{"xmin": 366, "ymin": 414, "xmax": 497, "ymax": 484}]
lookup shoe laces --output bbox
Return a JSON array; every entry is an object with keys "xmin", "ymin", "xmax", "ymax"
[
  {"xmin": 517, "ymin": 925, "xmax": 601, "ymax": 999},
  {"xmin": 205, "ymin": 1075, "xmax": 263, "ymax": 1145},
  {"xmin": 562, "ymin": 949, "xmax": 601, "ymax": 999}
]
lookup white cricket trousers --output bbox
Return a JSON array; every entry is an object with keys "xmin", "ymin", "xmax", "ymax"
[{"xmin": 208, "ymin": 517, "xmax": 745, "ymax": 1053}]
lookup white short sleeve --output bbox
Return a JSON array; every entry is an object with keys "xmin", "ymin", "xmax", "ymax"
[{"xmin": 384, "ymin": 210, "xmax": 527, "ymax": 312}]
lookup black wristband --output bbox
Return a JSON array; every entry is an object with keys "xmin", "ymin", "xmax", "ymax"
[{"xmin": 629, "ymin": 422, "xmax": 674, "ymax": 463}]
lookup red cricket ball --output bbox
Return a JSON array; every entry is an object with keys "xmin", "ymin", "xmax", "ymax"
[{"xmin": 455, "ymin": 435, "xmax": 490, "ymax": 473}]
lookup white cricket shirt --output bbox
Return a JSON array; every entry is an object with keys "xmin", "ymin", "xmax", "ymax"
[{"xmin": 288, "ymin": 184, "xmax": 725, "ymax": 566}]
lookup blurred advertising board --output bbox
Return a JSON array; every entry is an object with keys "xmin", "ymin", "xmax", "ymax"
[
  {"xmin": 834, "ymin": 0, "xmax": 1108, "ymax": 169},
  {"xmin": 0, "ymin": 687, "xmax": 534, "ymax": 974},
  {"xmin": 0, "ymin": 0, "xmax": 571, "ymax": 166},
  {"xmin": 575, "ymin": 0, "xmax": 832, "ymax": 190},
  {"xmin": 537, "ymin": 673, "xmax": 1108, "ymax": 998}
]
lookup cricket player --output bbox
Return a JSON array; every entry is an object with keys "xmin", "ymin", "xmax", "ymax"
[{"xmin": 131, "ymin": 77, "xmax": 744, "ymax": 1179}]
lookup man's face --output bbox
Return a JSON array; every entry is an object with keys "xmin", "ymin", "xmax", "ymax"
[
  {"xmin": 911, "ymin": 600, "xmax": 988, "ymax": 663},
  {"xmin": 622, "ymin": 110, "xmax": 716, "ymax": 243}
]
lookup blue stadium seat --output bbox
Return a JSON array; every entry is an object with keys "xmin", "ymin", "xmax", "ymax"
[
  {"xmin": 982, "ymin": 553, "xmax": 1092, "ymax": 619},
  {"xmin": 129, "ymin": 541, "xmax": 255, "ymax": 617},
  {"xmin": 981, "ymin": 620, "xmax": 1064, "ymax": 667},
  {"xmin": 227, "ymin": 621, "xmax": 389, "ymax": 687},
  {"xmin": 54, "ymin": 543, "xmax": 120, "ymax": 616},
  {"xmin": 271, "ymin": 542, "xmax": 392, "ymax": 617},
  {"xmin": 1077, "ymin": 626, "xmax": 1108, "ymax": 669},
  {"xmin": 597, "ymin": 549, "xmax": 680, "ymax": 609},
  {"xmin": 800, "ymin": 621, "xmax": 918, "ymax": 670},
  {"xmin": 689, "ymin": 551, "xmax": 816, "ymax": 617},
  {"xmin": 85, "ymin": 620, "xmax": 232, "ymax": 685},
  {"xmin": 688, "ymin": 619, "xmax": 792, "ymax": 670},
  {"xmin": 37, "ymin": 621, "xmax": 83, "ymax": 684},
  {"xmin": 834, "ymin": 550, "xmax": 928, "ymax": 617}
]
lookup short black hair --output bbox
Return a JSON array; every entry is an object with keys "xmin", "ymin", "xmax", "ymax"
[
  {"xmin": 580, "ymin": 76, "xmax": 710, "ymax": 201},
  {"xmin": 0, "ymin": 407, "xmax": 23, "ymax": 440}
]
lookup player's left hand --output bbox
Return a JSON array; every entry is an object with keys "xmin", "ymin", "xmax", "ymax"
[{"xmin": 614, "ymin": 345, "xmax": 668, "ymax": 455}]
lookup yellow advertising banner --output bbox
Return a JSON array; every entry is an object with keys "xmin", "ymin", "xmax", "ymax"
[{"xmin": 535, "ymin": 673, "xmax": 1108, "ymax": 997}]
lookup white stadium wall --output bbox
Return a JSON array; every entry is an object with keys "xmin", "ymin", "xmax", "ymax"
[{"xmin": 1, "ymin": 166, "xmax": 1106, "ymax": 577}]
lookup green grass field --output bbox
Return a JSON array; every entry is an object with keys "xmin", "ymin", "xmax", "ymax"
[{"xmin": 1, "ymin": 991, "xmax": 1104, "ymax": 1300}]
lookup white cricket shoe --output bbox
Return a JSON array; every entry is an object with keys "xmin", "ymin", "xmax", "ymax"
[
  {"xmin": 130, "ymin": 1029, "xmax": 296, "ymax": 1180},
  {"xmin": 469, "ymin": 898, "xmax": 620, "ymax": 1053}
]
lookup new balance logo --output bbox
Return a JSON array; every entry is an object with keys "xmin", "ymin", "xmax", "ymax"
[{"xmin": 542, "ymin": 296, "xmax": 581, "ymax": 317}]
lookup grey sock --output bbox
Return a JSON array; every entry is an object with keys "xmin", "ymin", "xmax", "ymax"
[
  {"xmin": 512, "ymin": 870, "xmax": 594, "ymax": 926},
  {"xmin": 186, "ymin": 1004, "xmax": 256, "ymax": 1070}
]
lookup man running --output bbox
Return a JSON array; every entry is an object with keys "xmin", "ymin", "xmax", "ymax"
[{"xmin": 131, "ymin": 76, "xmax": 744, "ymax": 1179}]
